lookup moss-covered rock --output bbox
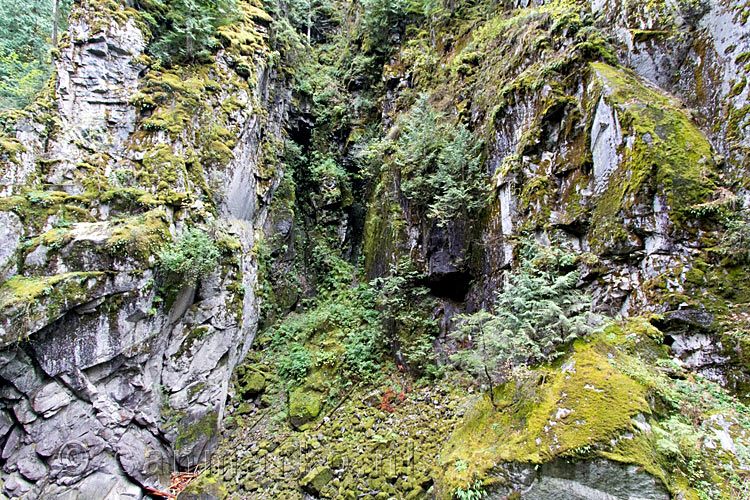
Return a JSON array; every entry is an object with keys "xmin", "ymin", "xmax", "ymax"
[
  {"xmin": 436, "ymin": 318, "xmax": 750, "ymax": 500},
  {"xmin": 299, "ymin": 465, "xmax": 333, "ymax": 496},
  {"xmin": 0, "ymin": 271, "xmax": 108, "ymax": 346},
  {"xmin": 237, "ymin": 369, "xmax": 266, "ymax": 398},
  {"xmin": 438, "ymin": 329, "xmax": 651, "ymax": 496},
  {"xmin": 178, "ymin": 473, "xmax": 227, "ymax": 500},
  {"xmin": 288, "ymin": 386, "xmax": 324, "ymax": 430}
]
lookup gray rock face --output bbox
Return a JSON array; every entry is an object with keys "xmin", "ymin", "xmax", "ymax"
[
  {"xmin": 488, "ymin": 458, "xmax": 670, "ymax": 500},
  {"xmin": 600, "ymin": 0, "xmax": 750, "ymax": 184},
  {"xmin": 0, "ymin": 212, "xmax": 22, "ymax": 281},
  {"xmin": 590, "ymin": 97, "xmax": 622, "ymax": 196},
  {"xmin": 0, "ymin": 4, "xmax": 287, "ymax": 499}
]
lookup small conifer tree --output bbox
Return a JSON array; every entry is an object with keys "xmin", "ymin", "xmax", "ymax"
[{"xmin": 450, "ymin": 242, "xmax": 600, "ymax": 406}]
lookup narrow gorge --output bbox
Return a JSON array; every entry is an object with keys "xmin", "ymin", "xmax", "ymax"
[{"xmin": 0, "ymin": 0, "xmax": 749, "ymax": 499}]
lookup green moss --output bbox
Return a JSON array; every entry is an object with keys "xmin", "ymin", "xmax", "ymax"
[
  {"xmin": 105, "ymin": 210, "xmax": 171, "ymax": 261},
  {"xmin": 300, "ymin": 465, "xmax": 333, "ymax": 495},
  {"xmin": 588, "ymin": 63, "xmax": 718, "ymax": 253},
  {"xmin": 0, "ymin": 137, "xmax": 25, "ymax": 162},
  {"xmin": 685, "ymin": 267, "xmax": 705, "ymax": 285},
  {"xmin": 288, "ymin": 385, "xmax": 325, "ymax": 430},
  {"xmin": 362, "ymin": 168, "xmax": 405, "ymax": 279},
  {"xmin": 236, "ymin": 364, "xmax": 267, "ymax": 398},
  {"xmin": 729, "ymin": 77, "xmax": 747, "ymax": 99},
  {"xmin": 179, "ymin": 472, "xmax": 228, "ymax": 499},
  {"xmin": 735, "ymin": 51, "xmax": 750, "ymax": 66},
  {"xmin": 437, "ymin": 316, "xmax": 750, "ymax": 499},
  {"xmin": 175, "ymin": 412, "xmax": 218, "ymax": 452},
  {"xmin": 630, "ymin": 29, "xmax": 672, "ymax": 43},
  {"xmin": 439, "ymin": 332, "xmax": 649, "ymax": 494},
  {"xmin": 0, "ymin": 272, "xmax": 107, "ymax": 344}
]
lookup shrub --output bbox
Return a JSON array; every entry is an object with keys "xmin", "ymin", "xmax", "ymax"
[
  {"xmin": 450, "ymin": 241, "xmax": 601, "ymax": 405},
  {"xmin": 360, "ymin": 0, "xmax": 409, "ymax": 52},
  {"xmin": 372, "ymin": 94, "xmax": 488, "ymax": 226},
  {"xmin": 341, "ymin": 285, "xmax": 386, "ymax": 380},
  {"xmin": 371, "ymin": 257, "xmax": 439, "ymax": 375},
  {"xmin": 278, "ymin": 342, "xmax": 312, "ymax": 385},
  {"xmin": 158, "ymin": 227, "xmax": 220, "ymax": 285},
  {"xmin": 268, "ymin": 284, "xmax": 386, "ymax": 382},
  {"xmin": 721, "ymin": 209, "xmax": 750, "ymax": 264}
]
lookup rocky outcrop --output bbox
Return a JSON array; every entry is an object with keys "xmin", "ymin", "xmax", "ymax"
[
  {"xmin": 0, "ymin": 2, "xmax": 287, "ymax": 498},
  {"xmin": 486, "ymin": 458, "xmax": 670, "ymax": 500},
  {"xmin": 369, "ymin": 0, "xmax": 732, "ymax": 320},
  {"xmin": 597, "ymin": 0, "xmax": 750, "ymax": 185},
  {"xmin": 436, "ymin": 319, "xmax": 750, "ymax": 500}
]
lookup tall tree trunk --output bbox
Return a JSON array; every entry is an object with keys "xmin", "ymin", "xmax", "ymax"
[{"xmin": 52, "ymin": 0, "xmax": 61, "ymax": 47}]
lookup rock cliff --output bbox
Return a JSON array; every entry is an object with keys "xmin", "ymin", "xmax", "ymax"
[
  {"xmin": 0, "ymin": 1, "xmax": 287, "ymax": 497},
  {"xmin": 1, "ymin": 0, "xmax": 749, "ymax": 499}
]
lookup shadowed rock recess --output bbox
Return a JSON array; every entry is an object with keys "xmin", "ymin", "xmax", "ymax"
[{"xmin": 0, "ymin": 0, "xmax": 749, "ymax": 498}]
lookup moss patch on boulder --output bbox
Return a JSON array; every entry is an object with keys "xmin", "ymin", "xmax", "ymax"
[
  {"xmin": 436, "ymin": 318, "xmax": 750, "ymax": 500},
  {"xmin": 288, "ymin": 386, "xmax": 325, "ymax": 430}
]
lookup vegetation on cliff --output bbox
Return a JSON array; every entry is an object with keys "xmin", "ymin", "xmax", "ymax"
[{"xmin": 1, "ymin": 0, "xmax": 750, "ymax": 499}]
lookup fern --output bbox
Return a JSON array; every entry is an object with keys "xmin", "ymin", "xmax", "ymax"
[{"xmin": 454, "ymin": 480, "xmax": 486, "ymax": 500}]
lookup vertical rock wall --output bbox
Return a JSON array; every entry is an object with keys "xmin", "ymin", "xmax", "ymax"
[{"xmin": 0, "ymin": 2, "xmax": 287, "ymax": 498}]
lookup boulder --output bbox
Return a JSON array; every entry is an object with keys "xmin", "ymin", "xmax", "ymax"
[
  {"xmin": 288, "ymin": 387, "xmax": 325, "ymax": 430},
  {"xmin": 300, "ymin": 466, "xmax": 333, "ymax": 496}
]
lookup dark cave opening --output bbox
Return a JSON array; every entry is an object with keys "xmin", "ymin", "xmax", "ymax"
[{"xmin": 422, "ymin": 271, "xmax": 473, "ymax": 302}]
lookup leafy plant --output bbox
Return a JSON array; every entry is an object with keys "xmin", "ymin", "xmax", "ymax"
[
  {"xmin": 277, "ymin": 342, "xmax": 312, "ymax": 385},
  {"xmin": 454, "ymin": 479, "xmax": 486, "ymax": 500},
  {"xmin": 158, "ymin": 227, "xmax": 220, "ymax": 285},
  {"xmin": 268, "ymin": 284, "xmax": 386, "ymax": 382},
  {"xmin": 450, "ymin": 241, "xmax": 600, "ymax": 406},
  {"xmin": 371, "ymin": 257, "xmax": 439, "ymax": 375}
]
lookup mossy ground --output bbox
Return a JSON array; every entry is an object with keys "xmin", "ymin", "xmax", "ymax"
[{"xmin": 189, "ymin": 375, "xmax": 467, "ymax": 500}]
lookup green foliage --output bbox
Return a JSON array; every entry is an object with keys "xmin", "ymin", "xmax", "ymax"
[
  {"xmin": 653, "ymin": 416, "xmax": 701, "ymax": 463},
  {"xmin": 360, "ymin": 0, "xmax": 408, "ymax": 52},
  {"xmin": 143, "ymin": 0, "xmax": 238, "ymax": 64},
  {"xmin": 341, "ymin": 285, "xmax": 387, "ymax": 380},
  {"xmin": 450, "ymin": 241, "xmax": 600, "ymax": 395},
  {"xmin": 262, "ymin": 0, "xmax": 306, "ymax": 65},
  {"xmin": 269, "ymin": 284, "xmax": 386, "ymax": 382},
  {"xmin": 158, "ymin": 227, "xmax": 220, "ymax": 285},
  {"xmin": 278, "ymin": 342, "xmax": 312, "ymax": 385},
  {"xmin": 262, "ymin": 0, "xmax": 338, "ymax": 67},
  {"xmin": 428, "ymin": 125, "xmax": 486, "ymax": 223},
  {"xmin": 454, "ymin": 480, "xmax": 486, "ymax": 500},
  {"xmin": 0, "ymin": 48, "xmax": 49, "ymax": 110},
  {"xmin": 0, "ymin": 0, "xmax": 71, "ymax": 109},
  {"xmin": 373, "ymin": 94, "xmax": 488, "ymax": 225},
  {"xmin": 371, "ymin": 257, "xmax": 439, "ymax": 375},
  {"xmin": 721, "ymin": 208, "xmax": 750, "ymax": 264},
  {"xmin": 310, "ymin": 242, "xmax": 354, "ymax": 293}
]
